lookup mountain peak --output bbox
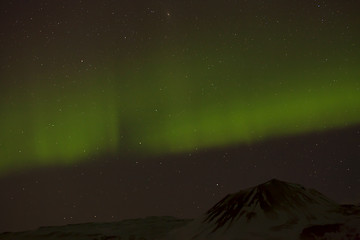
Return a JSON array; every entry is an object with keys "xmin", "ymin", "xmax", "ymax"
[
  {"xmin": 264, "ymin": 178, "xmax": 283, "ymax": 184},
  {"xmin": 204, "ymin": 179, "xmax": 337, "ymax": 232},
  {"xmin": 260, "ymin": 178, "xmax": 290, "ymax": 188}
]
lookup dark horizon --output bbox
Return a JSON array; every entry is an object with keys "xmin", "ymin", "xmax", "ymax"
[{"xmin": 1, "ymin": 124, "xmax": 359, "ymax": 232}]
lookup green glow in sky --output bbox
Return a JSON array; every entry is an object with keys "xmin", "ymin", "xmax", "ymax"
[
  {"xmin": 1, "ymin": 58, "xmax": 359, "ymax": 174},
  {"xmin": 1, "ymin": 7, "xmax": 359, "ymax": 173}
]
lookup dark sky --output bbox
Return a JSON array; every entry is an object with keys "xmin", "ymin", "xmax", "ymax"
[{"xmin": 0, "ymin": 0, "xmax": 359, "ymax": 232}]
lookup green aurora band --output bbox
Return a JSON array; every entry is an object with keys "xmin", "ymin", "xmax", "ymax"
[{"xmin": 1, "ymin": 28, "xmax": 359, "ymax": 174}]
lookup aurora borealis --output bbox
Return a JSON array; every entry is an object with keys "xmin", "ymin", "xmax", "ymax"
[
  {"xmin": 1, "ymin": 0, "xmax": 359, "ymax": 173},
  {"xmin": 0, "ymin": 0, "xmax": 360, "ymax": 232}
]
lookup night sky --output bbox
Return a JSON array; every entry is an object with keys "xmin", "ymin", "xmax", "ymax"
[{"xmin": 0, "ymin": 0, "xmax": 359, "ymax": 232}]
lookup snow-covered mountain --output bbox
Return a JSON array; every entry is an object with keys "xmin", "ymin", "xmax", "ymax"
[
  {"xmin": 1, "ymin": 179, "xmax": 359, "ymax": 240},
  {"xmin": 163, "ymin": 179, "xmax": 360, "ymax": 240}
]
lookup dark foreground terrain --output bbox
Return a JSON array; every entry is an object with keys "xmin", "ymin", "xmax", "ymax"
[
  {"xmin": 0, "ymin": 216, "xmax": 191, "ymax": 240},
  {"xmin": 1, "ymin": 179, "xmax": 360, "ymax": 240}
]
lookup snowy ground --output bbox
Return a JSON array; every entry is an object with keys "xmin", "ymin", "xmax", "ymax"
[{"xmin": 0, "ymin": 216, "xmax": 192, "ymax": 240}]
